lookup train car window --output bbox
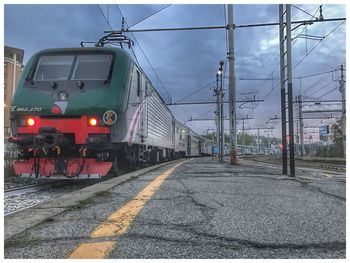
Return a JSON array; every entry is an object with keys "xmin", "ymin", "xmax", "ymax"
[
  {"xmin": 137, "ymin": 71, "xmax": 141, "ymax": 97},
  {"xmin": 145, "ymin": 81, "xmax": 149, "ymax": 96},
  {"xmin": 33, "ymin": 55, "xmax": 74, "ymax": 81},
  {"xmin": 72, "ymin": 54, "xmax": 112, "ymax": 80}
]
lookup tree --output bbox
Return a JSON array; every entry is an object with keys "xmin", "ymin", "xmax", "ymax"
[
  {"xmin": 331, "ymin": 119, "xmax": 344, "ymax": 157},
  {"xmin": 203, "ymin": 131, "xmax": 216, "ymax": 141},
  {"xmin": 237, "ymin": 133, "xmax": 256, "ymax": 146},
  {"xmin": 332, "ymin": 119, "xmax": 343, "ymax": 143}
]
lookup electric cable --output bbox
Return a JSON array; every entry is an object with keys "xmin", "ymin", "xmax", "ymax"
[
  {"xmin": 115, "ymin": 4, "xmax": 172, "ymax": 103},
  {"xmin": 175, "ymin": 81, "xmax": 215, "ymax": 103},
  {"xmin": 97, "ymin": 4, "xmax": 113, "ymax": 31},
  {"xmin": 316, "ymin": 86, "xmax": 339, "ymax": 99},
  {"xmin": 292, "ymin": 4, "xmax": 318, "ymax": 19},
  {"xmin": 128, "ymin": 5, "xmax": 172, "ymax": 29}
]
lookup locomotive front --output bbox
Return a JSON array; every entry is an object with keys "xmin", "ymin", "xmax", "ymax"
[{"xmin": 9, "ymin": 47, "xmax": 132, "ymax": 178}]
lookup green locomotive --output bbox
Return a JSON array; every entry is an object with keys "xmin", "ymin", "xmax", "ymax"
[{"xmin": 9, "ymin": 34, "xmax": 207, "ymax": 179}]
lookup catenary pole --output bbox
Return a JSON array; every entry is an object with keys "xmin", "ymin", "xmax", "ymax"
[
  {"xmin": 298, "ymin": 95, "xmax": 304, "ymax": 156},
  {"xmin": 227, "ymin": 4, "xmax": 238, "ymax": 165},
  {"xmin": 257, "ymin": 128, "xmax": 260, "ymax": 155},
  {"xmin": 219, "ymin": 61, "xmax": 225, "ymax": 163},
  {"xmin": 286, "ymin": 5, "xmax": 295, "ymax": 176},
  {"xmin": 279, "ymin": 4, "xmax": 288, "ymax": 175},
  {"xmin": 242, "ymin": 120, "xmax": 245, "ymax": 156},
  {"xmin": 215, "ymin": 74, "xmax": 220, "ymax": 153},
  {"xmin": 340, "ymin": 64, "xmax": 346, "ymax": 158}
]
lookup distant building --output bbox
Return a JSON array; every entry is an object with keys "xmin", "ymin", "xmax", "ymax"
[
  {"xmin": 4, "ymin": 46, "xmax": 24, "ymax": 137},
  {"xmin": 319, "ymin": 124, "xmax": 334, "ymax": 146}
]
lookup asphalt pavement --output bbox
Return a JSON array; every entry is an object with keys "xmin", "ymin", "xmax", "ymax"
[{"xmin": 4, "ymin": 157, "xmax": 346, "ymax": 259}]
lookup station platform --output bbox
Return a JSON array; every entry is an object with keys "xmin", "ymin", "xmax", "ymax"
[{"xmin": 5, "ymin": 157, "xmax": 346, "ymax": 259}]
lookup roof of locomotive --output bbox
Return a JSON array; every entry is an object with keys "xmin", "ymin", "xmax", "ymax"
[{"xmin": 32, "ymin": 46, "xmax": 131, "ymax": 56}]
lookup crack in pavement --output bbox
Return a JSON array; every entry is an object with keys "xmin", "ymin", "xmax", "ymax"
[
  {"xmin": 181, "ymin": 171, "xmax": 233, "ymax": 176},
  {"xmin": 181, "ymin": 164, "xmax": 346, "ymax": 202},
  {"xmin": 122, "ymin": 231, "xmax": 345, "ymax": 252},
  {"xmin": 7, "ymin": 213, "xmax": 345, "ymax": 255},
  {"xmin": 298, "ymin": 181, "xmax": 345, "ymax": 201},
  {"xmin": 172, "ymin": 175, "xmax": 218, "ymax": 226}
]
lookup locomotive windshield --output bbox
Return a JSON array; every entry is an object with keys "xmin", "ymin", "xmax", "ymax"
[
  {"xmin": 72, "ymin": 55, "xmax": 112, "ymax": 80},
  {"xmin": 34, "ymin": 56, "xmax": 74, "ymax": 81},
  {"xmin": 33, "ymin": 54, "xmax": 113, "ymax": 81}
]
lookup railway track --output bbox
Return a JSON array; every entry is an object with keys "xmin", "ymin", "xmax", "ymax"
[
  {"xmin": 4, "ymin": 180, "xmax": 96, "ymax": 216},
  {"xmin": 3, "ymin": 158, "xmax": 170, "ymax": 216},
  {"xmin": 241, "ymin": 158, "xmax": 346, "ymax": 183},
  {"xmin": 242, "ymin": 156, "xmax": 346, "ymax": 172},
  {"xmin": 4, "ymin": 161, "xmax": 155, "ymax": 216},
  {"xmin": 295, "ymin": 161, "xmax": 345, "ymax": 171},
  {"xmin": 5, "ymin": 182, "xmax": 58, "ymax": 195}
]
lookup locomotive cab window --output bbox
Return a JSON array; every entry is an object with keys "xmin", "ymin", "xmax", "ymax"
[
  {"xmin": 72, "ymin": 54, "xmax": 112, "ymax": 80},
  {"xmin": 33, "ymin": 55, "xmax": 74, "ymax": 81},
  {"xmin": 32, "ymin": 53, "xmax": 113, "ymax": 82}
]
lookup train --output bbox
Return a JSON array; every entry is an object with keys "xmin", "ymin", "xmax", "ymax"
[{"xmin": 9, "ymin": 37, "xmax": 214, "ymax": 179}]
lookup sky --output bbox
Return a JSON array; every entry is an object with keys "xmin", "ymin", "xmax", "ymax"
[{"xmin": 4, "ymin": 4, "xmax": 347, "ymax": 141}]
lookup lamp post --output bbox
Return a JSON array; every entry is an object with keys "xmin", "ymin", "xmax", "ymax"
[{"xmin": 218, "ymin": 61, "xmax": 224, "ymax": 163}]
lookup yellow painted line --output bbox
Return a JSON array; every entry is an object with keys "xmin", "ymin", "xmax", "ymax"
[
  {"xmin": 90, "ymin": 161, "xmax": 185, "ymax": 237},
  {"xmin": 68, "ymin": 241, "xmax": 116, "ymax": 259},
  {"xmin": 68, "ymin": 160, "xmax": 186, "ymax": 259}
]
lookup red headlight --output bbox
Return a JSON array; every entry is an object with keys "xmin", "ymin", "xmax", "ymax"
[
  {"xmin": 88, "ymin": 117, "xmax": 98, "ymax": 127},
  {"xmin": 26, "ymin": 117, "xmax": 35, "ymax": 127}
]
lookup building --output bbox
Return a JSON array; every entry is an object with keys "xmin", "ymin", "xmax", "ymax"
[
  {"xmin": 319, "ymin": 124, "xmax": 335, "ymax": 146},
  {"xmin": 4, "ymin": 46, "xmax": 24, "ymax": 137}
]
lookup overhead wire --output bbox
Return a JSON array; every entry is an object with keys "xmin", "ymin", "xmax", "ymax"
[
  {"xmin": 98, "ymin": 5, "xmax": 344, "ymax": 126},
  {"xmin": 308, "ymin": 80, "xmax": 335, "ymax": 96},
  {"xmin": 176, "ymin": 4, "xmax": 228, "ymax": 121},
  {"xmin": 302, "ymin": 73, "xmax": 332, "ymax": 97},
  {"xmin": 224, "ymin": 5, "xmax": 228, "ymax": 50},
  {"xmin": 97, "ymin": 5, "xmax": 141, "ymax": 67},
  {"xmin": 97, "ymin": 4, "xmax": 113, "ymax": 31},
  {"xmin": 197, "ymin": 106, "xmax": 218, "ymax": 119},
  {"xmin": 317, "ymin": 86, "xmax": 339, "ymax": 98},
  {"xmin": 296, "ymin": 66, "xmax": 340, "ymax": 79},
  {"xmin": 293, "ymin": 20, "xmax": 345, "ymax": 69},
  {"xmin": 240, "ymin": 66, "xmax": 340, "ymax": 81},
  {"xmin": 128, "ymin": 5, "xmax": 172, "ymax": 29},
  {"xmin": 253, "ymin": 6, "xmax": 320, "ymax": 104},
  {"xmin": 291, "ymin": 4, "xmax": 318, "ymax": 19},
  {"xmin": 301, "ymin": 68, "xmax": 341, "ymax": 97},
  {"xmin": 115, "ymin": 4, "xmax": 172, "ymax": 103},
  {"xmin": 175, "ymin": 81, "xmax": 215, "ymax": 103},
  {"xmin": 260, "ymin": 19, "xmax": 345, "ymax": 101},
  {"xmin": 297, "ymin": 65, "xmax": 341, "ymax": 96}
]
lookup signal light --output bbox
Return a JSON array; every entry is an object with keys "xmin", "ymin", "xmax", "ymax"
[
  {"xmin": 26, "ymin": 117, "xmax": 35, "ymax": 127},
  {"xmin": 88, "ymin": 117, "xmax": 98, "ymax": 127}
]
